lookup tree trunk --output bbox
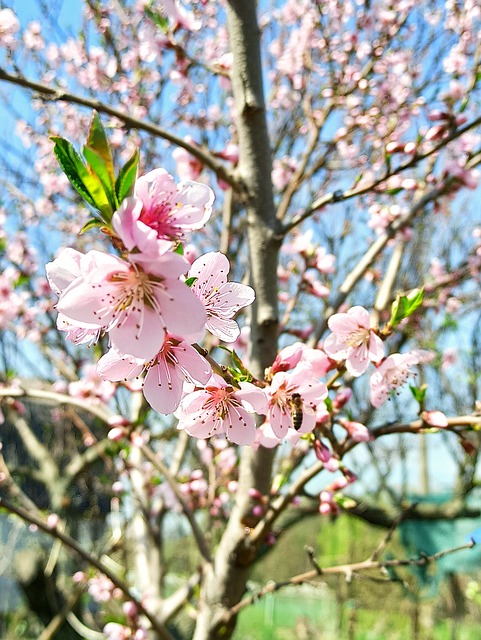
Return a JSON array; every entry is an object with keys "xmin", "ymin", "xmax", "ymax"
[{"xmin": 193, "ymin": 2, "xmax": 281, "ymax": 638}]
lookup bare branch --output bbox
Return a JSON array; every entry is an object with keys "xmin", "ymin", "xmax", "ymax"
[{"xmin": 224, "ymin": 539, "xmax": 477, "ymax": 621}]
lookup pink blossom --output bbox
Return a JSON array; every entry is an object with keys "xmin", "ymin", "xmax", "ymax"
[
  {"xmin": 369, "ymin": 350, "xmax": 435, "ymax": 408},
  {"xmin": 441, "ymin": 348, "xmax": 457, "ymax": 369},
  {"xmin": 142, "ymin": 336, "xmax": 211, "ymax": 414},
  {"xmin": 68, "ymin": 363, "xmax": 116, "ymax": 403},
  {"xmin": 160, "ymin": 0, "xmax": 201, "ymax": 31},
  {"xmin": 134, "ymin": 169, "xmax": 214, "ymax": 241},
  {"xmin": 173, "ymin": 138, "xmax": 203, "ymax": 181},
  {"xmin": 302, "ymin": 272, "xmax": 330, "ymax": 298},
  {"xmin": 0, "ymin": 9, "xmax": 19, "ymax": 48},
  {"xmin": 103, "ymin": 622, "xmax": 130, "ymax": 640},
  {"xmin": 99, "ymin": 336, "xmax": 211, "ymax": 414},
  {"xmin": 324, "ymin": 306, "xmax": 385, "ymax": 376},
  {"xmin": 188, "ymin": 252, "xmax": 255, "ymax": 342},
  {"xmin": 51, "ymin": 250, "xmax": 206, "ymax": 360},
  {"xmin": 266, "ymin": 365, "xmax": 327, "ymax": 439},
  {"xmin": 270, "ymin": 342, "xmax": 305, "ymax": 374},
  {"xmin": 314, "ymin": 246, "xmax": 336, "ymax": 274},
  {"xmin": 178, "ymin": 374, "xmax": 267, "ymax": 445}
]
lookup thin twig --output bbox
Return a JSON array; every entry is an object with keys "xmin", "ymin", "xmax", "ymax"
[{"xmin": 139, "ymin": 443, "xmax": 212, "ymax": 564}]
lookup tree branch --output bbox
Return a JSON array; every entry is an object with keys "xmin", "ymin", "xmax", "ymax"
[
  {"xmin": 0, "ymin": 67, "xmax": 239, "ymax": 191},
  {"xmin": 0, "ymin": 496, "xmax": 174, "ymax": 640},
  {"xmin": 223, "ymin": 539, "xmax": 477, "ymax": 621}
]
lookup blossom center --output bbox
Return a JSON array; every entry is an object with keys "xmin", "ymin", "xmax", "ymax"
[
  {"xmin": 347, "ymin": 327, "xmax": 371, "ymax": 348},
  {"xmin": 139, "ymin": 199, "xmax": 180, "ymax": 239}
]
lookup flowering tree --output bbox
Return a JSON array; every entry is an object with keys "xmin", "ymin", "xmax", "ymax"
[{"xmin": 1, "ymin": 1, "xmax": 481, "ymax": 638}]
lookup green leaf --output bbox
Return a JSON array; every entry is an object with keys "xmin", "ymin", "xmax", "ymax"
[
  {"xmin": 51, "ymin": 136, "xmax": 113, "ymax": 219},
  {"xmin": 385, "ymin": 187, "xmax": 403, "ymax": 196},
  {"xmin": 409, "ymin": 384, "xmax": 427, "ymax": 404},
  {"xmin": 184, "ymin": 276, "xmax": 198, "ymax": 287},
  {"xmin": 85, "ymin": 112, "xmax": 115, "ymax": 187},
  {"xmin": 389, "ymin": 287, "xmax": 424, "ymax": 328},
  {"xmin": 79, "ymin": 218, "xmax": 106, "ymax": 235},
  {"xmin": 334, "ymin": 494, "xmax": 357, "ymax": 509},
  {"xmin": 144, "ymin": 7, "xmax": 169, "ymax": 32},
  {"xmin": 115, "ymin": 148, "xmax": 139, "ymax": 204},
  {"xmin": 83, "ymin": 146, "xmax": 118, "ymax": 213}
]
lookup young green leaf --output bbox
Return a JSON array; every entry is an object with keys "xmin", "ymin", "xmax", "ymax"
[
  {"xmin": 409, "ymin": 384, "xmax": 427, "ymax": 404},
  {"xmin": 85, "ymin": 112, "xmax": 115, "ymax": 187},
  {"xmin": 115, "ymin": 148, "xmax": 139, "ymax": 204},
  {"xmin": 83, "ymin": 146, "xmax": 118, "ymax": 212},
  {"xmin": 389, "ymin": 287, "xmax": 424, "ymax": 328},
  {"xmin": 51, "ymin": 136, "xmax": 113, "ymax": 220},
  {"xmin": 79, "ymin": 218, "xmax": 107, "ymax": 235}
]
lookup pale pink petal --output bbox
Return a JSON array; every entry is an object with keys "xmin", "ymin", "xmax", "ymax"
[
  {"xmin": 189, "ymin": 251, "xmax": 228, "ymax": 283},
  {"xmin": 368, "ymin": 332, "xmax": 385, "ymax": 363},
  {"xmin": 237, "ymin": 382, "xmax": 268, "ymax": 414},
  {"xmin": 206, "ymin": 316, "xmax": 240, "ymax": 342},
  {"xmin": 110, "ymin": 307, "xmax": 167, "ymax": 360},
  {"xmin": 270, "ymin": 403, "xmax": 291, "ymax": 439},
  {"xmin": 46, "ymin": 247, "xmax": 84, "ymax": 295},
  {"xmin": 98, "ymin": 349, "xmax": 144, "ymax": 381},
  {"xmin": 323, "ymin": 332, "xmax": 348, "ymax": 360},
  {"xmin": 176, "ymin": 181, "xmax": 214, "ymax": 228},
  {"xmin": 327, "ymin": 312, "xmax": 360, "ymax": 335},
  {"xmin": 174, "ymin": 342, "xmax": 212, "ymax": 384},
  {"xmin": 347, "ymin": 306, "xmax": 371, "ymax": 329},
  {"xmin": 143, "ymin": 361, "xmax": 185, "ymax": 414},
  {"xmin": 224, "ymin": 405, "xmax": 256, "ymax": 445},
  {"xmin": 346, "ymin": 343, "xmax": 370, "ymax": 376},
  {"xmin": 154, "ymin": 279, "xmax": 206, "ymax": 339}
]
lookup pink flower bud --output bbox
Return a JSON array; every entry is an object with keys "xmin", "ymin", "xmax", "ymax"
[
  {"xmin": 47, "ymin": 514, "xmax": 60, "ymax": 529},
  {"xmin": 248, "ymin": 488, "xmax": 263, "ymax": 501},
  {"xmin": 122, "ymin": 601, "xmax": 138, "ymax": 618},
  {"xmin": 403, "ymin": 142, "xmax": 417, "ymax": 155},
  {"xmin": 421, "ymin": 410, "xmax": 448, "ymax": 428},
  {"xmin": 108, "ymin": 427, "xmax": 126, "ymax": 441}
]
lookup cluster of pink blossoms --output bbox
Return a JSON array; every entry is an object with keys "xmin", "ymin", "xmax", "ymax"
[
  {"xmin": 324, "ymin": 305, "xmax": 434, "ymax": 407},
  {"xmin": 47, "ymin": 167, "xmax": 433, "ymax": 447},
  {"xmin": 47, "ymin": 169, "xmax": 259, "ymax": 439}
]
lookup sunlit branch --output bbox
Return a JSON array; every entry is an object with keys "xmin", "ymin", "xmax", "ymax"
[
  {"xmin": 0, "ymin": 67, "xmax": 239, "ymax": 191},
  {"xmin": 0, "ymin": 386, "xmax": 113, "ymax": 423},
  {"xmin": 372, "ymin": 240, "xmax": 405, "ymax": 322},
  {"xmin": 342, "ymin": 415, "xmax": 481, "ymax": 456},
  {"xmin": 223, "ymin": 539, "xmax": 476, "ymax": 621}
]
